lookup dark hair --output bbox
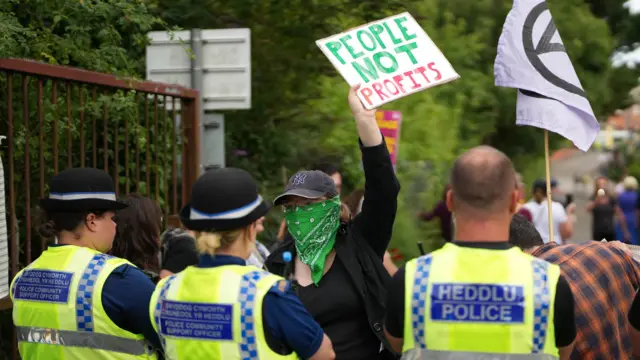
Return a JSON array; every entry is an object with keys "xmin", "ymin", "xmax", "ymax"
[
  {"xmin": 38, "ymin": 210, "xmax": 107, "ymax": 239},
  {"xmin": 343, "ymin": 188, "xmax": 365, "ymax": 215},
  {"xmin": 509, "ymin": 213, "xmax": 543, "ymax": 249},
  {"xmin": 450, "ymin": 146, "xmax": 515, "ymax": 214},
  {"xmin": 110, "ymin": 194, "xmax": 163, "ymax": 273},
  {"xmin": 313, "ymin": 162, "xmax": 340, "ymax": 176}
]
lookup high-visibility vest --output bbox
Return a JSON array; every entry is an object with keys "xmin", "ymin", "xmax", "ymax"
[
  {"xmin": 149, "ymin": 264, "xmax": 297, "ymax": 360},
  {"xmin": 10, "ymin": 245, "xmax": 157, "ymax": 360},
  {"xmin": 402, "ymin": 243, "xmax": 561, "ymax": 360}
]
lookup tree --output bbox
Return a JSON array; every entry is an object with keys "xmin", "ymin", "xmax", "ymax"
[{"xmin": 0, "ymin": 2, "xmax": 168, "ymax": 356}]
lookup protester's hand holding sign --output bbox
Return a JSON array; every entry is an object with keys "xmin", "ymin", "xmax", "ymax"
[
  {"xmin": 317, "ymin": 13, "xmax": 459, "ymax": 109},
  {"xmin": 348, "ymin": 84, "xmax": 382, "ymax": 147}
]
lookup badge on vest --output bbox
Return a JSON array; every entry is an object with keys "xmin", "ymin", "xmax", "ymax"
[
  {"xmin": 430, "ymin": 283, "xmax": 525, "ymax": 323},
  {"xmin": 159, "ymin": 300, "xmax": 233, "ymax": 341},
  {"xmin": 13, "ymin": 270, "xmax": 73, "ymax": 304}
]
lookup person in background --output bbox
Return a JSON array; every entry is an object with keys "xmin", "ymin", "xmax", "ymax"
[
  {"xmin": 343, "ymin": 188, "xmax": 365, "ymax": 216},
  {"xmin": 150, "ymin": 168, "xmax": 335, "ymax": 360},
  {"xmin": 617, "ymin": 176, "xmax": 639, "ymax": 245},
  {"xmin": 587, "ymin": 176, "xmax": 629, "ymax": 242},
  {"xmin": 159, "ymin": 218, "xmax": 199, "ymax": 279},
  {"xmin": 418, "ymin": 184, "xmax": 453, "ymax": 242},
  {"xmin": 385, "ymin": 146, "xmax": 575, "ymax": 359},
  {"xmin": 110, "ymin": 194, "xmax": 163, "ymax": 282},
  {"xmin": 266, "ymin": 85, "xmax": 400, "ymax": 360},
  {"xmin": 523, "ymin": 179, "xmax": 573, "ymax": 244},
  {"xmin": 550, "ymin": 178, "xmax": 566, "ymax": 205},
  {"xmin": 616, "ymin": 172, "xmax": 629, "ymax": 196},
  {"xmin": 247, "ymin": 216, "xmax": 272, "ymax": 269},
  {"xmin": 314, "ymin": 162, "xmax": 343, "ymax": 195},
  {"xmin": 515, "ymin": 173, "xmax": 533, "ymax": 222},
  {"xmin": 629, "ymin": 290, "xmax": 640, "ymax": 357},
  {"xmin": 509, "ymin": 213, "xmax": 640, "ymax": 359},
  {"xmin": 11, "ymin": 168, "xmax": 160, "ymax": 359}
]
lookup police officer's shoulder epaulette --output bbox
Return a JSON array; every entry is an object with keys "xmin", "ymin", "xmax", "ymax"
[{"xmin": 268, "ymin": 279, "xmax": 291, "ymax": 296}]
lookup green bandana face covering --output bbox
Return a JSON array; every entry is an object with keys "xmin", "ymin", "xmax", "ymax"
[{"xmin": 284, "ymin": 196, "xmax": 341, "ymax": 285}]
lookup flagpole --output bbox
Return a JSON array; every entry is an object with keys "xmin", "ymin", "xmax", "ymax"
[{"xmin": 544, "ymin": 130, "xmax": 555, "ymax": 244}]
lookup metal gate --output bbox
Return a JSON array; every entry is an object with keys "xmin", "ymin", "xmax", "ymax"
[{"xmin": 0, "ymin": 58, "xmax": 201, "ymax": 359}]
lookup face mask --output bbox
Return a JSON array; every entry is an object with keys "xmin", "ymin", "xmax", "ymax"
[{"xmin": 285, "ymin": 196, "xmax": 341, "ymax": 285}]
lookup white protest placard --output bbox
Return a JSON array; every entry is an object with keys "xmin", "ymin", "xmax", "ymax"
[{"xmin": 316, "ymin": 12, "xmax": 460, "ymax": 109}]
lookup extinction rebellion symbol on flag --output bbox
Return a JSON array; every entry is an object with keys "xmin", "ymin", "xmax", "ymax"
[{"xmin": 522, "ymin": 2, "xmax": 586, "ymax": 99}]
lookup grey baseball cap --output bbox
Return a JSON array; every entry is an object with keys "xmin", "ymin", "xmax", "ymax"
[{"xmin": 273, "ymin": 170, "xmax": 338, "ymax": 205}]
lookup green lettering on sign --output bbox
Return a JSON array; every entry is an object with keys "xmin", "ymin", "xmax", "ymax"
[
  {"xmin": 382, "ymin": 21, "xmax": 403, "ymax": 45},
  {"xmin": 326, "ymin": 41, "xmax": 346, "ymax": 65},
  {"xmin": 394, "ymin": 16, "xmax": 417, "ymax": 41},
  {"xmin": 352, "ymin": 58, "xmax": 379, "ymax": 83},
  {"xmin": 368, "ymin": 24, "xmax": 387, "ymax": 50},
  {"xmin": 339, "ymin": 34, "xmax": 364, "ymax": 60},
  {"xmin": 395, "ymin": 42, "xmax": 419, "ymax": 65},
  {"xmin": 356, "ymin": 30, "xmax": 377, "ymax": 52},
  {"xmin": 373, "ymin": 51, "xmax": 398, "ymax": 74}
]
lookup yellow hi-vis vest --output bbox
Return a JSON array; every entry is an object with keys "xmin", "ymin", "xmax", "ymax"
[
  {"xmin": 10, "ymin": 245, "xmax": 157, "ymax": 360},
  {"xmin": 149, "ymin": 264, "xmax": 298, "ymax": 360},
  {"xmin": 402, "ymin": 243, "xmax": 561, "ymax": 360}
]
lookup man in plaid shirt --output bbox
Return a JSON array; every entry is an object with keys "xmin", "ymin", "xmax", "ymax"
[
  {"xmin": 630, "ymin": 290, "xmax": 640, "ymax": 357},
  {"xmin": 510, "ymin": 214, "xmax": 640, "ymax": 359}
]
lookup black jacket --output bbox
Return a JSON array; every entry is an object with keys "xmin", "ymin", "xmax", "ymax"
[{"xmin": 265, "ymin": 139, "xmax": 400, "ymax": 358}]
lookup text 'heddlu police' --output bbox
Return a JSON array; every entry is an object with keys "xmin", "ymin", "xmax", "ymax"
[{"xmin": 430, "ymin": 283, "xmax": 525, "ymax": 323}]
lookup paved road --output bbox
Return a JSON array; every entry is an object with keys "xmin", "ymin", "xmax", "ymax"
[{"xmin": 550, "ymin": 150, "xmax": 611, "ymax": 242}]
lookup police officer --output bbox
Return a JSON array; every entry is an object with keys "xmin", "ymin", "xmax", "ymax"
[
  {"xmin": 149, "ymin": 168, "xmax": 335, "ymax": 360},
  {"xmin": 10, "ymin": 168, "xmax": 159, "ymax": 359},
  {"xmin": 383, "ymin": 146, "xmax": 577, "ymax": 360}
]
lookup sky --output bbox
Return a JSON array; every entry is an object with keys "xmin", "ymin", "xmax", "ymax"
[{"xmin": 612, "ymin": 0, "xmax": 640, "ymax": 68}]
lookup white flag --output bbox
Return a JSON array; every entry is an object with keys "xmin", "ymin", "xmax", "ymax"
[{"xmin": 494, "ymin": 0, "xmax": 599, "ymax": 151}]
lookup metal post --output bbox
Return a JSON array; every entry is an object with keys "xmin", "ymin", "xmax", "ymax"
[
  {"xmin": 202, "ymin": 113, "xmax": 225, "ymax": 170},
  {"xmin": 191, "ymin": 29, "xmax": 206, "ymax": 175}
]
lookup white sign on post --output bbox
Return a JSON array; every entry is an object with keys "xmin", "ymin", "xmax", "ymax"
[
  {"xmin": 146, "ymin": 29, "xmax": 251, "ymax": 110},
  {"xmin": 316, "ymin": 12, "xmax": 459, "ymax": 109}
]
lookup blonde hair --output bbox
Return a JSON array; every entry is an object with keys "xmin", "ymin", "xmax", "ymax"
[
  {"xmin": 624, "ymin": 176, "xmax": 639, "ymax": 190},
  {"xmin": 195, "ymin": 229, "xmax": 244, "ymax": 255}
]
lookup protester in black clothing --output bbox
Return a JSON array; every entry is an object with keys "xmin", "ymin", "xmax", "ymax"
[
  {"xmin": 266, "ymin": 85, "xmax": 400, "ymax": 360},
  {"xmin": 629, "ymin": 290, "xmax": 640, "ymax": 357},
  {"xmin": 159, "ymin": 227, "xmax": 199, "ymax": 279}
]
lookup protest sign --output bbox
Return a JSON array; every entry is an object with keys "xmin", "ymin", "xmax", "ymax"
[
  {"xmin": 316, "ymin": 12, "xmax": 459, "ymax": 109},
  {"xmin": 375, "ymin": 110, "xmax": 402, "ymax": 166}
]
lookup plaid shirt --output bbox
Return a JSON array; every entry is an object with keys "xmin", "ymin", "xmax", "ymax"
[{"xmin": 532, "ymin": 241, "xmax": 640, "ymax": 359}]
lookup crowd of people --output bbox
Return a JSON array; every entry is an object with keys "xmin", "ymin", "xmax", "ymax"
[{"xmin": 6, "ymin": 85, "xmax": 640, "ymax": 359}]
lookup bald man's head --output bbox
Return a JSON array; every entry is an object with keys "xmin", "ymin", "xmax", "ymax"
[{"xmin": 448, "ymin": 146, "xmax": 517, "ymax": 218}]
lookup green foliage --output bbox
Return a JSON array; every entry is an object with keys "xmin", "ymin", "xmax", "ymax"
[
  {"xmin": 584, "ymin": 0, "xmax": 640, "ymax": 112},
  {"xmin": 0, "ymin": 2, "xmax": 173, "ymax": 356}
]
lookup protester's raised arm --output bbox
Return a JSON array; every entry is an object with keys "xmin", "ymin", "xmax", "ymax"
[
  {"xmin": 348, "ymin": 85, "xmax": 400, "ymax": 258},
  {"xmin": 348, "ymin": 85, "xmax": 382, "ymax": 147}
]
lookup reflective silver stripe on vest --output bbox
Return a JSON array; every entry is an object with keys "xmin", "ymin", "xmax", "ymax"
[
  {"xmin": 402, "ymin": 349, "xmax": 558, "ymax": 360},
  {"xmin": 16, "ymin": 326, "xmax": 154, "ymax": 356}
]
